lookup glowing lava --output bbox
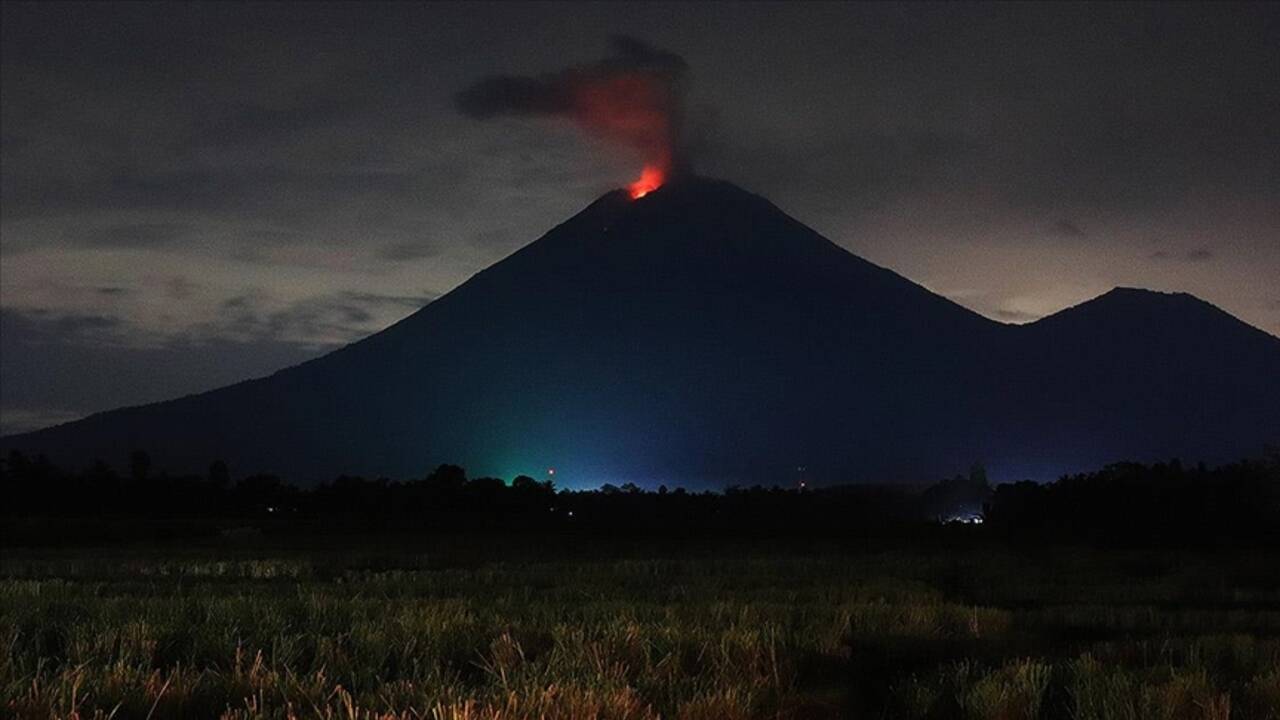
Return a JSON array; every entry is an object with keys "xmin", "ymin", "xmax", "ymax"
[{"xmin": 628, "ymin": 166, "xmax": 664, "ymax": 199}]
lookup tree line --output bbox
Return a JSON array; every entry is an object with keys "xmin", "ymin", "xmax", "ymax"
[{"xmin": 2, "ymin": 449, "xmax": 1277, "ymax": 545}]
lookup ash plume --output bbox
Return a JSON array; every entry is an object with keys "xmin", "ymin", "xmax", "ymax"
[{"xmin": 455, "ymin": 36, "xmax": 689, "ymax": 176}]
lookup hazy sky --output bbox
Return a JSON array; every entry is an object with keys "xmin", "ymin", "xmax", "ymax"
[{"xmin": 2, "ymin": 2, "xmax": 1278, "ymax": 434}]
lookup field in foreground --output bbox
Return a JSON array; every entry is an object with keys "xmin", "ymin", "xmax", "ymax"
[{"xmin": 2, "ymin": 536, "xmax": 1279, "ymax": 719}]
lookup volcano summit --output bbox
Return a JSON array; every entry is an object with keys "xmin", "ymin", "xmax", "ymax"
[{"xmin": 4, "ymin": 178, "xmax": 1279, "ymax": 487}]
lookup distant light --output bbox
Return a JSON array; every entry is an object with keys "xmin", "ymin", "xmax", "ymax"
[
  {"xmin": 547, "ymin": 468, "xmax": 556, "ymax": 476},
  {"xmin": 567, "ymin": 510, "xmax": 575, "ymax": 518}
]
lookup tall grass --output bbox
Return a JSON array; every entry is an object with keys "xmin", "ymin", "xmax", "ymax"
[{"xmin": 2, "ymin": 542, "xmax": 1278, "ymax": 718}]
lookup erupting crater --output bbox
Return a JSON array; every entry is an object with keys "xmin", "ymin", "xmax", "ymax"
[{"xmin": 628, "ymin": 166, "xmax": 664, "ymax": 199}]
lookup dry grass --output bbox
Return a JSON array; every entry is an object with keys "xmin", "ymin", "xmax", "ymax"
[{"xmin": 2, "ymin": 541, "xmax": 1278, "ymax": 718}]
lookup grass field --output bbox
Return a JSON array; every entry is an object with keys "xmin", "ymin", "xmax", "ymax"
[{"xmin": 2, "ymin": 535, "xmax": 1279, "ymax": 719}]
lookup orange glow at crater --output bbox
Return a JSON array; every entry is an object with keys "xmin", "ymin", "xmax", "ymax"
[{"xmin": 628, "ymin": 166, "xmax": 664, "ymax": 199}]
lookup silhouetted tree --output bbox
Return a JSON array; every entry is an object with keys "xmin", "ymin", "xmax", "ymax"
[
  {"xmin": 129, "ymin": 450, "xmax": 152, "ymax": 483},
  {"xmin": 425, "ymin": 464, "xmax": 466, "ymax": 491},
  {"xmin": 512, "ymin": 474, "xmax": 555, "ymax": 500},
  {"xmin": 4, "ymin": 447, "xmax": 1276, "ymax": 547},
  {"xmin": 208, "ymin": 460, "xmax": 230, "ymax": 490},
  {"xmin": 921, "ymin": 463, "xmax": 991, "ymax": 520}
]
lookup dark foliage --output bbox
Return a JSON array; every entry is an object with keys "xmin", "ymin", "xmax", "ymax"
[
  {"xmin": 984, "ymin": 452, "xmax": 1280, "ymax": 545},
  {"xmin": 4, "ymin": 449, "xmax": 1278, "ymax": 547}
]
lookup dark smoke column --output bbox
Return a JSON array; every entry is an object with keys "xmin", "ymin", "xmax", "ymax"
[{"xmin": 455, "ymin": 36, "xmax": 688, "ymax": 195}]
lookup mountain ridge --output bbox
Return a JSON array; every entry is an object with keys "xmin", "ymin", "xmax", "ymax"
[{"xmin": 4, "ymin": 177, "xmax": 1278, "ymax": 487}]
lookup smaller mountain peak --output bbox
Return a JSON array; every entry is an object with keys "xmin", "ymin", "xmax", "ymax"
[
  {"xmin": 1087, "ymin": 287, "xmax": 1219, "ymax": 316},
  {"xmin": 1029, "ymin": 285, "xmax": 1265, "ymax": 338},
  {"xmin": 1098, "ymin": 287, "xmax": 1198, "ymax": 303}
]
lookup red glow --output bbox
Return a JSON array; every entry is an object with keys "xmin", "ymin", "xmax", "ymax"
[
  {"xmin": 569, "ymin": 73, "xmax": 675, "ymax": 199},
  {"xmin": 628, "ymin": 166, "xmax": 664, "ymax": 199}
]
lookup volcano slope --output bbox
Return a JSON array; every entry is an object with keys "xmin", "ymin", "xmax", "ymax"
[{"xmin": 4, "ymin": 178, "xmax": 1278, "ymax": 486}]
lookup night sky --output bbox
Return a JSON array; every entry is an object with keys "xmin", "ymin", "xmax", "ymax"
[{"xmin": 2, "ymin": 2, "xmax": 1278, "ymax": 435}]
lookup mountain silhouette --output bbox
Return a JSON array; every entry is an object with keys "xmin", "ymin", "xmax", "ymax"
[{"xmin": 3, "ymin": 177, "xmax": 1278, "ymax": 486}]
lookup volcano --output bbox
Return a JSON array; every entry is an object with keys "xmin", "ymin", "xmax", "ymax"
[{"xmin": 4, "ymin": 178, "xmax": 1279, "ymax": 486}]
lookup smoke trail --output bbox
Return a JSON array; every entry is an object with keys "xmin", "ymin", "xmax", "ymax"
[{"xmin": 455, "ymin": 36, "xmax": 688, "ymax": 180}]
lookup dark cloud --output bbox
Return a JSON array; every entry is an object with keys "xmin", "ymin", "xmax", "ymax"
[
  {"xmin": 0, "ymin": 307, "xmax": 319, "ymax": 434},
  {"xmin": 1051, "ymin": 220, "xmax": 1085, "ymax": 238},
  {"xmin": 64, "ymin": 222, "xmax": 191, "ymax": 248},
  {"xmin": 699, "ymin": 128, "xmax": 985, "ymax": 219},
  {"xmin": 3, "ymin": 167, "xmax": 422, "ymax": 221},
  {"xmin": 705, "ymin": 5, "xmax": 1278, "ymax": 215},
  {"xmin": 379, "ymin": 241, "xmax": 438, "ymax": 262},
  {"xmin": 470, "ymin": 228, "xmax": 520, "ymax": 247},
  {"xmin": 1151, "ymin": 247, "xmax": 1217, "ymax": 262},
  {"xmin": 200, "ymin": 96, "xmax": 359, "ymax": 148},
  {"xmin": 8, "ymin": 310, "xmax": 122, "ymax": 341},
  {"xmin": 165, "ymin": 277, "xmax": 199, "ymax": 300},
  {"xmin": 209, "ymin": 290, "xmax": 433, "ymax": 347},
  {"xmin": 0, "ymin": 286, "xmax": 434, "ymax": 433},
  {"xmin": 342, "ymin": 291, "xmax": 436, "ymax": 311},
  {"xmin": 6, "ymin": 4, "xmax": 1274, "ymax": 230}
]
